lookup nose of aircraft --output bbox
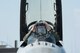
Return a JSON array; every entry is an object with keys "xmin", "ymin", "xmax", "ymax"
[{"xmin": 17, "ymin": 41, "xmax": 65, "ymax": 53}]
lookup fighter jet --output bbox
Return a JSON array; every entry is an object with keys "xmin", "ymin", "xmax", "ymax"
[
  {"xmin": 17, "ymin": 20, "xmax": 65, "ymax": 53},
  {"xmin": 17, "ymin": 0, "xmax": 65, "ymax": 53}
]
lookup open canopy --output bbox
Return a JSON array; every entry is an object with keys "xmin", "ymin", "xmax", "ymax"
[
  {"xmin": 26, "ymin": 0, "xmax": 55, "ymax": 25},
  {"xmin": 20, "ymin": 0, "xmax": 62, "ymax": 41}
]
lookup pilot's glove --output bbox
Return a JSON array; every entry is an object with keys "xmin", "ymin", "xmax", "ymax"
[
  {"xmin": 30, "ymin": 24, "xmax": 36, "ymax": 32},
  {"xmin": 44, "ymin": 22, "xmax": 51, "ymax": 31},
  {"xmin": 23, "ymin": 24, "xmax": 36, "ymax": 41}
]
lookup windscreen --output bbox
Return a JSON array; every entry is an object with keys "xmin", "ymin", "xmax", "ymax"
[{"xmin": 26, "ymin": 0, "xmax": 56, "ymax": 25}]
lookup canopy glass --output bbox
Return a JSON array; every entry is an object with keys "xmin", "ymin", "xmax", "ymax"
[{"xmin": 26, "ymin": 0, "xmax": 56, "ymax": 25}]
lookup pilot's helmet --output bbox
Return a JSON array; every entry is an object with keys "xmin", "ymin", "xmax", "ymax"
[{"xmin": 35, "ymin": 21, "xmax": 47, "ymax": 36}]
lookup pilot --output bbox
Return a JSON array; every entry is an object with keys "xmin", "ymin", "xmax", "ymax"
[{"xmin": 23, "ymin": 21, "xmax": 60, "ymax": 44}]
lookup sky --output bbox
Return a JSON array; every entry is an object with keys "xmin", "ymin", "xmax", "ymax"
[
  {"xmin": 62, "ymin": 0, "xmax": 80, "ymax": 53},
  {"xmin": 0, "ymin": 0, "xmax": 80, "ymax": 53}
]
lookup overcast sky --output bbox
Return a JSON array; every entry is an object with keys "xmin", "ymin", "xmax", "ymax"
[{"xmin": 0, "ymin": 0, "xmax": 80, "ymax": 53}]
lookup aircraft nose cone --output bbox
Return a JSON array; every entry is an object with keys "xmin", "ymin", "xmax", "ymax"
[
  {"xmin": 17, "ymin": 42, "xmax": 65, "ymax": 53},
  {"xmin": 24, "ymin": 42, "xmax": 63, "ymax": 53}
]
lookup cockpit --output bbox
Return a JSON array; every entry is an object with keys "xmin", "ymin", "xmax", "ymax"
[{"xmin": 22, "ymin": 21, "xmax": 59, "ymax": 45}]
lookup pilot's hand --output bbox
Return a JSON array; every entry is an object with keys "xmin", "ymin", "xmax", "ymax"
[
  {"xmin": 44, "ymin": 22, "xmax": 51, "ymax": 31},
  {"xmin": 30, "ymin": 24, "xmax": 36, "ymax": 32},
  {"xmin": 23, "ymin": 24, "xmax": 36, "ymax": 41}
]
